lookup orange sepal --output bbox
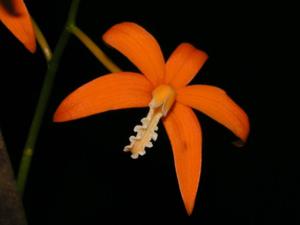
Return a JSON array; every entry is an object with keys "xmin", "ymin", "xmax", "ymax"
[
  {"xmin": 165, "ymin": 43, "xmax": 208, "ymax": 89},
  {"xmin": 177, "ymin": 85, "xmax": 250, "ymax": 143},
  {"xmin": 103, "ymin": 22, "xmax": 165, "ymax": 86},
  {"xmin": 163, "ymin": 103, "xmax": 202, "ymax": 215},
  {"xmin": 0, "ymin": 0, "xmax": 36, "ymax": 52},
  {"xmin": 54, "ymin": 72, "xmax": 153, "ymax": 122}
]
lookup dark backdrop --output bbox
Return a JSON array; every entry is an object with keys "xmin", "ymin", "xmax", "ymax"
[{"xmin": 0, "ymin": 0, "xmax": 296, "ymax": 224}]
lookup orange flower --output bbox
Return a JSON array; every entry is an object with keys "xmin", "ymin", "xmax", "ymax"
[
  {"xmin": 0, "ymin": 0, "xmax": 35, "ymax": 52},
  {"xmin": 54, "ymin": 22, "xmax": 249, "ymax": 215}
]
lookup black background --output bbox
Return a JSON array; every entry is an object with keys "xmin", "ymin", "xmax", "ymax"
[{"xmin": 0, "ymin": 0, "xmax": 297, "ymax": 224}]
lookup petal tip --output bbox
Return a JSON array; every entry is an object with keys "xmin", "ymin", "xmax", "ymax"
[
  {"xmin": 102, "ymin": 22, "xmax": 165, "ymax": 85},
  {"xmin": 233, "ymin": 123, "xmax": 250, "ymax": 147},
  {"xmin": 0, "ymin": 0, "xmax": 36, "ymax": 53},
  {"xmin": 25, "ymin": 38, "xmax": 36, "ymax": 53},
  {"xmin": 236, "ymin": 113, "xmax": 250, "ymax": 144},
  {"xmin": 53, "ymin": 100, "xmax": 72, "ymax": 123},
  {"xmin": 166, "ymin": 43, "xmax": 208, "ymax": 88},
  {"xmin": 179, "ymin": 42, "xmax": 209, "ymax": 60},
  {"xmin": 185, "ymin": 204, "xmax": 194, "ymax": 216},
  {"xmin": 102, "ymin": 21, "xmax": 137, "ymax": 42},
  {"xmin": 53, "ymin": 107, "xmax": 66, "ymax": 123}
]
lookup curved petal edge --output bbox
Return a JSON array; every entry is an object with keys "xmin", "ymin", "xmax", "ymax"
[
  {"xmin": 177, "ymin": 85, "xmax": 250, "ymax": 143},
  {"xmin": 163, "ymin": 103, "xmax": 202, "ymax": 215},
  {"xmin": 103, "ymin": 22, "xmax": 165, "ymax": 85},
  {"xmin": 54, "ymin": 72, "xmax": 153, "ymax": 122}
]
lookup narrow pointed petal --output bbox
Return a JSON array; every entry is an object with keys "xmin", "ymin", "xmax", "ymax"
[
  {"xmin": 0, "ymin": 0, "xmax": 36, "ymax": 52},
  {"xmin": 163, "ymin": 103, "xmax": 202, "ymax": 215},
  {"xmin": 165, "ymin": 43, "xmax": 208, "ymax": 89},
  {"xmin": 103, "ymin": 22, "xmax": 165, "ymax": 85},
  {"xmin": 54, "ymin": 72, "xmax": 153, "ymax": 122},
  {"xmin": 177, "ymin": 85, "xmax": 249, "ymax": 143}
]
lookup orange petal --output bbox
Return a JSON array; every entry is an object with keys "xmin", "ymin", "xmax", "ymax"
[
  {"xmin": 0, "ymin": 0, "xmax": 36, "ymax": 52},
  {"xmin": 103, "ymin": 22, "xmax": 165, "ymax": 86},
  {"xmin": 163, "ymin": 103, "xmax": 202, "ymax": 215},
  {"xmin": 54, "ymin": 72, "xmax": 153, "ymax": 122},
  {"xmin": 177, "ymin": 85, "xmax": 250, "ymax": 143},
  {"xmin": 165, "ymin": 43, "xmax": 208, "ymax": 89}
]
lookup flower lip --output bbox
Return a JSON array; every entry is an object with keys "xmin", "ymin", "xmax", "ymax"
[{"xmin": 124, "ymin": 84, "xmax": 176, "ymax": 159}]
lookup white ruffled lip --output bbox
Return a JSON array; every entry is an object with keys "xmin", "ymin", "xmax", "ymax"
[
  {"xmin": 123, "ymin": 107, "xmax": 162, "ymax": 159},
  {"xmin": 123, "ymin": 85, "xmax": 176, "ymax": 159}
]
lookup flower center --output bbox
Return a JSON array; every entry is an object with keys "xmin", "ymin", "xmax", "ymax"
[{"xmin": 124, "ymin": 85, "xmax": 176, "ymax": 159}]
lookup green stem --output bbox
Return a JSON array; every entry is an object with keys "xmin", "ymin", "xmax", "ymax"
[
  {"xmin": 69, "ymin": 25, "xmax": 121, "ymax": 73},
  {"xmin": 16, "ymin": 0, "xmax": 81, "ymax": 196},
  {"xmin": 31, "ymin": 18, "xmax": 52, "ymax": 62}
]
